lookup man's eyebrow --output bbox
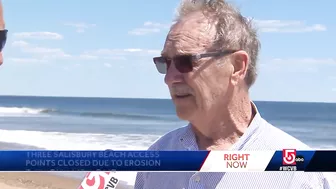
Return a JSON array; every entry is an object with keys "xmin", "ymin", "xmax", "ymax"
[{"xmin": 160, "ymin": 49, "xmax": 196, "ymax": 57}]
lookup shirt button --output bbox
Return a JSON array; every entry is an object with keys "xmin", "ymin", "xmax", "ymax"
[{"xmin": 194, "ymin": 175, "xmax": 200, "ymax": 182}]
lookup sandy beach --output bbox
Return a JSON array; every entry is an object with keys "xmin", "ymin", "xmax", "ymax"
[
  {"xmin": 0, "ymin": 142, "xmax": 81, "ymax": 189},
  {"xmin": 0, "ymin": 172, "xmax": 135, "ymax": 189},
  {"xmin": 0, "ymin": 172, "xmax": 81, "ymax": 189},
  {"xmin": 0, "ymin": 142, "xmax": 135, "ymax": 189}
]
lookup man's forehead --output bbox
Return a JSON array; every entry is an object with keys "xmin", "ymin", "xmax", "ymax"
[
  {"xmin": 161, "ymin": 13, "xmax": 215, "ymax": 56},
  {"xmin": 161, "ymin": 38, "xmax": 198, "ymax": 56}
]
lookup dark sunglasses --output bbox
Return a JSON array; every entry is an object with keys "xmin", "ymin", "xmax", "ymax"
[
  {"xmin": 0, "ymin": 29, "xmax": 8, "ymax": 52},
  {"xmin": 153, "ymin": 49, "xmax": 238, "ymax": 74}
]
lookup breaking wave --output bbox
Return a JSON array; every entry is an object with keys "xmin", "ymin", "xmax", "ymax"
[{"xmin": 0, "ymin": 106, "xmax": 176, "ymax": 121}]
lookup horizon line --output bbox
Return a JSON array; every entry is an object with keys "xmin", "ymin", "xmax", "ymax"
[{"xmin": 0, "ymin": 94, "xmax": 334, "ymax": 104}]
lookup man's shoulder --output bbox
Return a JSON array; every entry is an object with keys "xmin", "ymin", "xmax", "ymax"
[
  {"xmin": 256, "ymin": 118, "xmax": 335, "ymax": 188},
  {"xmin": 257, "ymin": 118, "xmax": 311, "ymax": 150},
  {"xmin": 147, "ymin": 125, "xmax": 189, "ymax": 150}
]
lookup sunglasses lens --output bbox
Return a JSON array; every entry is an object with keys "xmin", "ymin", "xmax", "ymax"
[
  {"xmin": 153, "ymin": 57, "xmax": 168, "ymax": 74},
  {"xmin": 0, "ymin": 30, "xmax": 7, "ymax": 52},
  {"xmin": 153, "ymin": 55, "xmax": 193, "ymax": 74},
  {"xmin": 0, "ymin": 40, "xmax": 6, "ymax": 52},
  {"xmin": 175, "ymin": 56, "xmax": 193, "ymax": 73}
]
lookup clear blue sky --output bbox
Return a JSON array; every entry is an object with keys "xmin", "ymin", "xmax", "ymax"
[{"xmin": 1, "ymin": 0, "xmax": 335, "ymax": 102}]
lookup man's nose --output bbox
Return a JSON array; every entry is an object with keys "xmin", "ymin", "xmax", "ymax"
[{"xmin": 164, "ymin": 61, "xmax": 184, "ymax": 85}]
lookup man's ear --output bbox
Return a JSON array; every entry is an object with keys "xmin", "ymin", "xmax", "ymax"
[{"xmin": 230, "ymin": 51, "xmax": 249, "ymax": 86}]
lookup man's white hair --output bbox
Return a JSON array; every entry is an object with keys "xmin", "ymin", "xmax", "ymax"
[{"xmin": 174, "ymin": 0, "xmax": 260, "ymax": 87}]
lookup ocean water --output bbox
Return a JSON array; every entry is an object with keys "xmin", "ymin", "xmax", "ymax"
[{"xmin": 0, "ymin": 95, "xmax": 335, "ymax": 187}]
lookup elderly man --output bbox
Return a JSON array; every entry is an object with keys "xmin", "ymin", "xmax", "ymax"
[
  {"xmin": 0, "ymin": 0, "xmax": 7, "ymax": 65},
  {"xmin": 134, "ymin": 0, "xmax": 332, "ymax": 188}
]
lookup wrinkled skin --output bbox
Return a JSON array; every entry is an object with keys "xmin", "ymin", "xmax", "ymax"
[
  {"xmin": 161, "ymin": 11, "xmax": 252, "ymax": 150},
  {"xmin": 163, "ymin": 12, "xmax": 232, "ymax": 121}
]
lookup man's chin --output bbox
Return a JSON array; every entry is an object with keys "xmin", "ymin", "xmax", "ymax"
[{"xmin": 175, "ymin": 106, "xmax": 195, "ymax": 121}]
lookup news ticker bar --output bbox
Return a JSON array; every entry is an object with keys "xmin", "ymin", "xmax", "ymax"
[{"xmin": 0, "ymin": 150, "xmax": 334, "ymax": 172}]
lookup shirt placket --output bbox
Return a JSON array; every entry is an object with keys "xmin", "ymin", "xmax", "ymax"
[{"xmin": 179, "ymin": 132, "xmax": 205, "ymax": 189}]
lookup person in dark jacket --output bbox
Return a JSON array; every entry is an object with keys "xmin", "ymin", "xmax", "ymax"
[{"xmin": 0, "ymin": 0, "xmax": 8, "ymax": 66}]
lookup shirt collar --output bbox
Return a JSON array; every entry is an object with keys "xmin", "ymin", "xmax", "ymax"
[
  {"xmin": 230, "ymin": 101, "xmax": 263, "ymax": 150},
  {"xmin": 179, "ymin": 101, "xmax": 263, "ymax": 151}
]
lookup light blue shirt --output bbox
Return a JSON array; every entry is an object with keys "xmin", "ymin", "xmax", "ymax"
[{"xmin": 134, "ymin": 103, "xmax": 333, "ymax": 189}]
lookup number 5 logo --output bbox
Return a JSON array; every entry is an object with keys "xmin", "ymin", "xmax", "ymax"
[{"xmin": 282, "ymin": 149, "xmax": 296, "ymax": 165}]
